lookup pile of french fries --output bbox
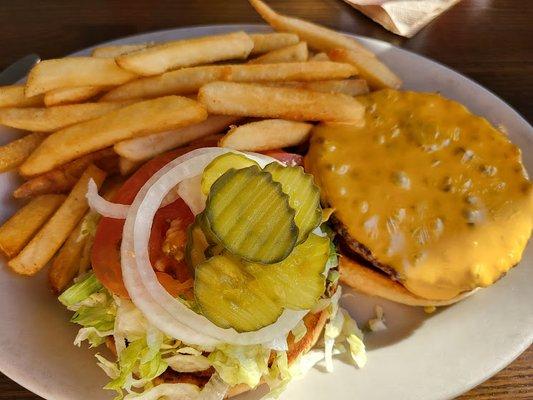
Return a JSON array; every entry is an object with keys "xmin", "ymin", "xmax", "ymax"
[{"xmin": 0, "ymin": 0, "xmax": 401, "ymax": 293}]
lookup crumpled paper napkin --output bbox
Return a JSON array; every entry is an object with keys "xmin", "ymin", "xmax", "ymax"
[{"xmin": 343, "ymin": 0, "xmax": 461, "ymax": 37}]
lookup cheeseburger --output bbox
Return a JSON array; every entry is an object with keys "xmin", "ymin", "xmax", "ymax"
[{"xmin": 306, "ymin": 89, "xmax": 532, "ymax": 306}]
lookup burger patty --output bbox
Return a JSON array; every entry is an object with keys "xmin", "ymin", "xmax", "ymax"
[{"xmin": 330, "ymin": 214, "xmax": 401, "ymax": 282}]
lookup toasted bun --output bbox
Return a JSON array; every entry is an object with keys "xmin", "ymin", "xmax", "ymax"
[{"xmin": 339, "ymin": 254, "xmax": 477, "ymax": 307}]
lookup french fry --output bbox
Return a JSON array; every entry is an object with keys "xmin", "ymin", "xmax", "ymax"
[
  {"xmin": 14, "ymin": 148, "xmax": 117, "ymax": 199},
  {"xmin": 0, "ymin": 102, "xmax": 127, "ymax": 132},
  {"xmin": 116, "ymin": 32, "xmax": 254, "ymax": 76},
  {"xmin": 0, "ymin": 133, "xmax": 46, "ymax": 173},
  {"xmin": 250, "ymin": 0, "xmax": 375, "ymax": 57},
  {"xmin": 20, "ymin": 96, "xmax": 207, "ymax": 176},
  {"xmin": 219, "ymin": 119, "xmax": 312, "ymax": 151},
  {"xmin": 329, "ymin": 48, "xmax": 402, "ymax": 89},
  {"xmin": 273, "ymin": 79, "xmax": 369, "ymax": 96},
  {"xmin": 49, "ymin": 210, "xmax": 99, "ymax": 293},
  {"xmin": 8, "ymin": 165, "xmax": 106, "ymax": 276},
  {"xmin": 115, "ymin": 115, "xmax": 239, "ymax": 162},
  {"xmin": 25, "ymin": 57, "xmax": 137, "ymax": 97},
  {"xmin": 249, "ymin": 32, "xmax": 300, "ymax": 55},
  {"xmin": 249, "ymin": 42, "xmax": 308, "ymax": 64},
  {"xmin": 119, "ymin": 157, "xmax": 142, "ymax": 175},
  {"xmin": 77, "ymin": 235, "xmax": 94, "ymax": 276},
  {"xmin": 310, "ymin": 52, "xmax": 330, "ymax": 61},
  {"xmin": 0, "ymin": 85, "xmax": 43, "ymax": 108},
  {"xmin": 100, "ymin": 61, "xmax": 357, "ymax": 102},
  {"xmin": 199, "ymin": 81, "xmax": 364, "ymax": 123},
  {"xmin": 92, "ymin": 43, "xmax": 152, "ymax": 58},
  {"xmin": 0, "ymin": 194, "xmax": 65, "ymax": 258},
  {"xmin": 44, "ymin": 86, "xmax": 104, "ymax": 106}
]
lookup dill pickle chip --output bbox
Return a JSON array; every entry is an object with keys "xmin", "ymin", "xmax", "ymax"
[
  {"xmin": 201, "ymin": 152, "xmax": 259, "ymax": 195},
  {"xmin": 264, "ymin": 162, "xmax": 322, "ymax": 243},
  {"xmin": 185, "ymin": 219, "xmax": 210, "ymax": 270},
  {"xmin": 205, "ymin": 165, "xmax": 298, "ymax": 264},
  {"xmin": 195, "ymin": 254, "xmax": 283, "ymax": 332},
  {"xmin": 194, "ymin": 234, "xmax": 329, "ymax": 332},
  {"xmin": 246, "ymin": 234, "xmax": 328, "ymax": 310}
]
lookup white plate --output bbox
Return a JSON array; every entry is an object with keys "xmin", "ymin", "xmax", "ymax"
[{"xmin": 0, "ymin": 24, "xmax": 531, "ymax": 400}]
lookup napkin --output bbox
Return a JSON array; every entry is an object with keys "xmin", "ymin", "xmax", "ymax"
[{"xmin": 343, "ymin": 0, "xmax": 461, "ymax": 38}]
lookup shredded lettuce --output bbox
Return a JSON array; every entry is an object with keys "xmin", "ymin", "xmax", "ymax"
[
  {"xmin": 78, "ymin": 211, "xmax": 100, "ymax": 240},
  {"xmin": 58, "ymin": 273, "xmax": 103, "ymax": 307},
  {"xmin": 102, "ymin": 336, "xmax": 168, "ymax": 398},
  {"xmin": 341, "ymin": 310, "xmax": 367, "ymax": 368},
  {"xmin": 322, "ymin": 239, "xmax": 339, "ymax": 277},
  {"xmin": 74, "ymin": 327, "xmax": 113, "ymax": 348},
  {"xmin": 165, "ymin": 354, "xmax": 211, "ymax": 373},
  {"xmin": 368, "ymin": 305, "xmax": 387, "ymax": 332},
  {"xmin": 208, "ymin": 344, "xmax": 270, "ymax": 388},
  {"xmin": 290, "ymin": 320, "xmax": 307, "ymax": 343},
  {"xmin": 59, "ymin": 273, "xmax": 116, "ymax": 347},
  {"xmin": 323, "ymin": 287, "xmax": 367, "ymax": 371}
]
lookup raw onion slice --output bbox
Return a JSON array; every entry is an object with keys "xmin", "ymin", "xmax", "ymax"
[
  {"xmin": 86, "ymin": 178, "xmax": 129, "ymax": 219},
  {"xmin": 121, "ymin": 147, "xmax": 309, "ymax": 347}
]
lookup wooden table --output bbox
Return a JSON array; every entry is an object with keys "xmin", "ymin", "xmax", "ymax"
[{"xmin": 0, "ymin": 1, "xmax": 531, "ymax": 399}]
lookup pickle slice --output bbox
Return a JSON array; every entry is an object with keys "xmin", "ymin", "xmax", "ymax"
[
  {"xmin": 201, "ymin": 152, "xmax": 259, "ymax": 195},
  {"xmin": 185, "ymin": 219, "xmax": 210, "ymax": 270},
  {"xmin": 247, "ymin": 234, "xmax": 328, "ymax": 310},
  {"xmin": 205, "ymin": 165, "xmax": 298, "ymax": 264},
  {"xmin": 195, "ymin": 254, "xmax": 283, "ymax": 332},
  {"xmin": 264, "ymin": 162, "xmax": 322, "ymax": 244},
  {"xmin": 194, "ymin": 234, "xmax": 329, "ymax": 332}
]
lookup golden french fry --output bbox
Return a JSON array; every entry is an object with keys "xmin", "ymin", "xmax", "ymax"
[
  {"xmin": 119, "ymin": 157, "xmax": 142, "ymax": 175},
  {"xmin": 100, "ymin": 61, "xmax": 357, "ymax": 102},
  {"xmin": 0, "ymin": 133, "xmax": 46, "ymax": 173},
  {"xmin": 115, "ymin": 115, "xmax": 239, "ymax": 162},
  {"xmin": 25, "ymin": 57, "xmax": 137, "ymax": 97},
  {"xmin": 92, "ymin": 43, "xmax": 152, "ymax": 58},
  {"xmin": 14, "ymin": 148, "xmax": 117, "ymax": 199},
  {"xmin": 20, "ymin": 96, "xmax": 206, "ymax": 176},
  {"xmin": 100, "ymin": 66, "xmax": 222, "ymax": 102},
  {"xmin": 49, "ymin": 210, "xmax": 99, "ymax": 293},
  {"xmin": 116, "ymin": 32, "xmax": 254, "ymax": 76},
  {"xmin": 199, "ymin": 81, "xmax": 364, "ymax": 123},
  {"xmin": 329, "ymin": 48, "xmax": 402, "ymax": 89},
  {"xmin": 0, "ymin": 102, "xmax": 126, "ymax": 132},
  {"xmin": 219, "ymin": 119, "xmax": 312, "ymax": 151},
  {"xmin": 273, "ymin": 79, "xmax": 369, "ymax": 96},
  {"xmin": 249, "ymin": 42, "xmax": 308, "ymax": 64},
  {"xmin": 0, "ymin": 194, "xmax": 65, "ymax": 258},
  {"xmin": 249, "ymin": 32, "xmax": 300, "ymax": 55},
  {"xmin": 77, "ymin": 230, "xmax": 95, "ymax": 276},
  {"xmin": 310, "ymin": 52, "xmax": 330, "ymax": 61},
  {"xmin": 8, "ymin": 165, "xmax": 106, "ymax": 275},
  {"xmin": 44, "ymin": 86, "xmax": 104, "ymax": 106},
  {"xmin": 0, "ymin": 85, "xmax": 43, "ymax": 108},
  {"xmin": 250, "ymin": 0, "xmax": 374, "ymax": 57}
]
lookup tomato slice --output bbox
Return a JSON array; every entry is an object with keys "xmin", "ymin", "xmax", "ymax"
[
  {"xmin": 91, "ymin": 141, "xmax": 214, "ymax": 298},
  {"xmin": 260, "ymin": 150, "xmax": 303, "ymax": 166}
]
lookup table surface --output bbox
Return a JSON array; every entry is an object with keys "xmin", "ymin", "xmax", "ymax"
[{"xmin": 0, "ymin": 0, "xmax": 531, "ymax": 399}]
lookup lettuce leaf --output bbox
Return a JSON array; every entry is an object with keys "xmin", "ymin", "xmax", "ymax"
[
  {"xmin": 59, "ymin": 272, "xmax": 116, "ymax": 347},
  {"xmin": 208, "ymin": 344, "xmax": 270, "ymax": 388}
]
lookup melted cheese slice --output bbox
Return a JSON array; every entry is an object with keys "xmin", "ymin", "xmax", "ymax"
[{"xmin": 306, "ymin": 89, "xmax": 533, "ymax": 300}]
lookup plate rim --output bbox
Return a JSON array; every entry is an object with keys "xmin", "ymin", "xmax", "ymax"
[{"xmin": 1, "ymin": 23, "xmax": 531, "ymax": 400}]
